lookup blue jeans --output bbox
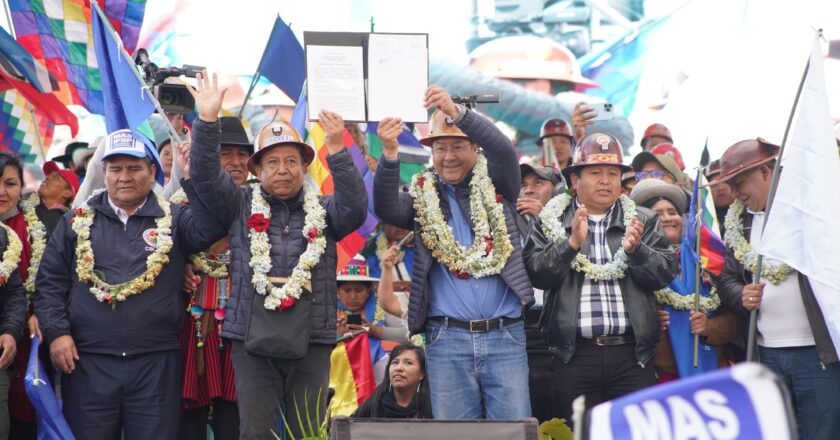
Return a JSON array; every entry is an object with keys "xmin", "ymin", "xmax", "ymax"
[
  {"xmin": 759, "ymin": 346, "xmax": 840, "ymax": 440},
  {"xmin": 424, "ymin": 319, "xmax": 531, "ymax": 419}
]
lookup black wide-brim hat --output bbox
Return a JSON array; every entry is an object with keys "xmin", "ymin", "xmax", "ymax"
[{"xmin": 219, "ymin": 116, "xmax": 254, "ymax": 155}]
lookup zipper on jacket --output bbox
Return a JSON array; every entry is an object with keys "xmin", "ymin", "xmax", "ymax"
[
  {"xmin": 283, "ymin": 225, "xmax": 289, "ymax": 235},
  {"xmin": 821, "ymin": 361, "xmax": 827, "ymax": 371}
]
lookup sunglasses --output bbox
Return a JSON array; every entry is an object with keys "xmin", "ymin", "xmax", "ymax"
[{"xmin": 635, "ymin": 169, "xmax": 672, "ymax": 181}]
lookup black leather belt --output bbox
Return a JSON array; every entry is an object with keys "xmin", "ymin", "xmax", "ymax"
[
  {"xmin": 428, "ymin": 316, "xmax": 522, "ymax": 333},
  {"xmin": 576, "ymin": 334, "xmax": 635, "ymax": 346}
]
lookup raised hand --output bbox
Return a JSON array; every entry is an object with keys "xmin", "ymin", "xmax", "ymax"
[
  {"xmin": 187, "ymin": 71, "xmax": 227, "ymax": 123},
  {"xmin": 377, "ymin": 117, "xmax": 403, "ymax": 160},
  {"xmin": 319, "ymin": 110, "xmax": 345, "ymax": 155},
  {"xmin": 424, "ymin": 85, "xmax": 459, "ymax": 119},
  {"xmin": 381, "ymin": 245, "xmax": 400, "ymax": 271},
  {"xmin": 571, "ymin": 102, "xmax": 597, "ymax": 142},
  {"xmin": 623, "ymin": 217, "xmax": 643, "ymax": 254},
  {"xmin": 568, "ymin": 204, "xmax": 589, "ymax": 250}
]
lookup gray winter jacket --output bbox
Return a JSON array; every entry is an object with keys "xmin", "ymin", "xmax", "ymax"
[
  {"xmin": 373, "ymin": 109, "xmax": 534, "ymax": 335},
  {"xmin": 189, "ymin": 119, "xmax": 368, "ymax": 345}
]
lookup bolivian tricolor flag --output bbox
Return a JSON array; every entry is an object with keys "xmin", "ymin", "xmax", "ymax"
[{"xmin": 329, "ymin": 333, "xmax": 377, "ymax": 417}]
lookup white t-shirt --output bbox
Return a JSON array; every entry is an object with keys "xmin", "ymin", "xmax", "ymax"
[{"xmin": 750, "ymin": 212, "xmax": 815, "ymax": 347}]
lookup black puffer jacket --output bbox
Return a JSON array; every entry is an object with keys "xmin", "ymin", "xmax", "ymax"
[
  {"xmin": 523, "ymin": 200, "xmax": 678, "ymax": 366},
  {"xmin": 189, "ymin": 119, "xmax": 368, "ymax": 345}
]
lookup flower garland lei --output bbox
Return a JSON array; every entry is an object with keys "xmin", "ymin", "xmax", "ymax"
[
  {"xmin": 724, "ymin": 200, "xmax": 792, "ymax": 285},
  {"xmin": 654, "ymin": 287, "xmax": 721, "ymax": 313},
  {"xmin": 248, "ymin": 183, "xmax": 327, "ymax": 311},
  {"xmin": 539, "ymin": 193, "xmax": 636, "ymax": 281},
  {"xmin": 169, "ymin": 187, "xmax": 188, "ymax": 205},
  {"xmin": 407, "ymin": 155, "xmax": 513, "ymax": 279},
  {"xmin": 0, "ymin": 222, "xmax": 22, "ymax": 286},
  {"xmin": 191, "ymin": 253, "xmax": 229, "ymax": 279},
  {"xmin": 20, "ymin": 193, "xmax": 47, "ymax": 294},
  {"xmin": 73, "ymin": 194, "xmax": 174, "ymax": 305}
]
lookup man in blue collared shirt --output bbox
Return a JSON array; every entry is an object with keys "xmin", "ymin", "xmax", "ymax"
[{"xmin": 374, "ymin": 86, "xmax": 534, "ymax": 419}]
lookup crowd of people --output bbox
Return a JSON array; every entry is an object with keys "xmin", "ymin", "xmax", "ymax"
[{"xmin": 0, "ymin": 72, "xmax": 833, "ymax": 440}]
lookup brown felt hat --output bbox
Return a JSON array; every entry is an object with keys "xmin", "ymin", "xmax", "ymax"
[{"xmin": 708, "ymin": 138, "xmax": 779, "ymax": 187}]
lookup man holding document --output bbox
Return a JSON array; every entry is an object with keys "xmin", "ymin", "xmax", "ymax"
[{"xmin": 374, "ymin": 86, "xmax": 534, "ymax": 420}]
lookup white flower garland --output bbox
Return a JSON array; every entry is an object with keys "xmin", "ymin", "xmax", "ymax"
[
  {"xmin": 73, "ymin": 194, "xmax": 174, "ymax": 305},
  {"xmin": 408, "ymin": 155, "xmax": 513, "ymax": 278},
  {"xmin": 0, "ymin": 222, "xmax": 22, "ymax": 286},
  {"xmin": 169, "ymin": 187, "xmax": 188, "ymax": 205},
  {"xmin": 724, "ymin": 200, "xmax": 792, "ymax": 285},
  {"xmin": 20, "ymin": 193, "xmax": 47, "ymax": 295},
  {"xmin": 655, "ymin": 287, "xmax": 721, "ymax": 313},
  {"xmin": 539, "ymin": 193, "xmax": 636, "ymax": 280},
  {"xmin": 248, "ymin": 183, "xmax": 327, "ymax": 310}
]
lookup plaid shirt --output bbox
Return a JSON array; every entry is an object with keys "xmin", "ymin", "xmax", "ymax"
[{"xmin": 576, "ymin": 202, "xmax": 630, "ymax": 338}]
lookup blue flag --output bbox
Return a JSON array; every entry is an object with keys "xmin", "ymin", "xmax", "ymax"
[
  {"xmin": 258, "ymin": 16, "xmax": 305, "ymax": 103},
  {"xmin": 24, "ymin": 336, "xmax": 76, "ymax": 440},
  {"xmin": 91, "ymin": 4, "xmax": 155, "ymax": 133},
  {"xmin": 0, "ymin": 26, "xmax": 58, "ymax": 94}
]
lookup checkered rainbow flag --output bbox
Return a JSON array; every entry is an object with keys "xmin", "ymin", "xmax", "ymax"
[
  {"xmin": 0, "ymin": 90, "xmax": 54, "ymax": 163},
  {"xmin": 8, "ymin": 0, "xmax": 148, "ymax": 114}
]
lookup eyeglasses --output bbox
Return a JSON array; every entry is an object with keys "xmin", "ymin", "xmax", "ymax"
[{"xmin": 635, "ymin": 169, "xmax": 672, "ymax": 181}]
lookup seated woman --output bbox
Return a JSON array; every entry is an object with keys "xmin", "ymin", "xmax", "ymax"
[
  {"xmin": 629, "ymin": 179, "xmax": 740, "ymax": 382},
  {"xmin": 352, "ymin": 343, "xmax": 433, "ymax": 419}
]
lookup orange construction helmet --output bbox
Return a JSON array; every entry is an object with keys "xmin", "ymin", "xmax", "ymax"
[
  {"xmin": 419, "ymin": 110, "xmax": 470, "ymax": 146},
  {"xmin": 562, "ymin": 132, "xmax": 631, "ymax": 183},
  {"xmin": 537, "ymin": 118, "xmax": 573, "ymax": 146},
  {"xmin": 469, "ymin": 36, "xmax": 597, "ymax": 89},
  {"xmin": 248, "ymin": 121, "xmax": 314, "ymax": 174}
]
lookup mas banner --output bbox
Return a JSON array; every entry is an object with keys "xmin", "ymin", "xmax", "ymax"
[{"xmin": 582, "ymin": 363, "xmax": 795, "ymax": 440}]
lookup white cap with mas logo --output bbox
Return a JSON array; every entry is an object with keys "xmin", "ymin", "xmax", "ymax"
[{"xmin": 102, "ymin": 129, "xmax": 164, "ymax": 185}]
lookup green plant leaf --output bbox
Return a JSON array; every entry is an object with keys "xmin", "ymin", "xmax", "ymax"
[{"xmin": 539, "ymin": 418, "xmax": 574, "ymax": 440}]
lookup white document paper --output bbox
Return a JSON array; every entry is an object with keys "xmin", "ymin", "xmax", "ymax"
[
  {"xmin": 367, "ymin": 34, "xmax": 428, "ymax": 123},
  {"xmin": 306, "ymin": 45, "xmax": 366, "ymax": 122}
]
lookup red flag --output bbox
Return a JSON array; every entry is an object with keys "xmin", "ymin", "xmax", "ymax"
[{"xmin": 0, "ymin": 73, "xmax": 78, "ymax": 138}]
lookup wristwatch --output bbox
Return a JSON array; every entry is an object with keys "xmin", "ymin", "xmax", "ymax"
[{"xmin": 446, "ymin": 104, "xmax": 468, "ymax": 124}]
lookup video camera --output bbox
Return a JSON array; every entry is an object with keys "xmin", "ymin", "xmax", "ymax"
[
  {"xmin": 452, "ymin": 92, "xmax": 501, "ymax": 109},
  {"xmin": 133, "ymin": 48, "xmax": 205, "ymax": 114}
]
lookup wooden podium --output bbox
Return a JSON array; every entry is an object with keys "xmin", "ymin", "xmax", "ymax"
[{"xmin": 329, "ymin": 417, "xmax": 540, "ymax": 440}]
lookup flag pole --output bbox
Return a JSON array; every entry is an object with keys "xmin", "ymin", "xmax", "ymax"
[
  {"xmin": 26, "ymin": 102, "xmax": 48, "ymax": 162},
  {"xmin": 693, "ymin": 139, "xmax": 710, "ymax": 367},
  {"xmin": 693, "ymin": 168, "xmax": 702, "ymax": 368},
  {"xmin": 89, "ymin": 0, "xmax": 182, "ymax": 143},
  {"xmin": 745, "ymin": 32, "xmax": 817, "ymax": 362},
  {"xmin": 239, "ymin": 15, "xmax": 284, "ymax": 118}
]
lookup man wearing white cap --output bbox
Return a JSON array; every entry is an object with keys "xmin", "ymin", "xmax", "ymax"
[
  {"xmin": 187, "ymin": 73, "xmax": 368, "ymax": 439},
  {"xmin": 33, "ymin": 129, "xmax": 226, "ymax": 440}
]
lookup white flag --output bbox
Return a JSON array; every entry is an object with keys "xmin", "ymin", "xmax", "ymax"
[{"xmin": 759, "ymin": 34, "xmax": 840, "ymax": 358}]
